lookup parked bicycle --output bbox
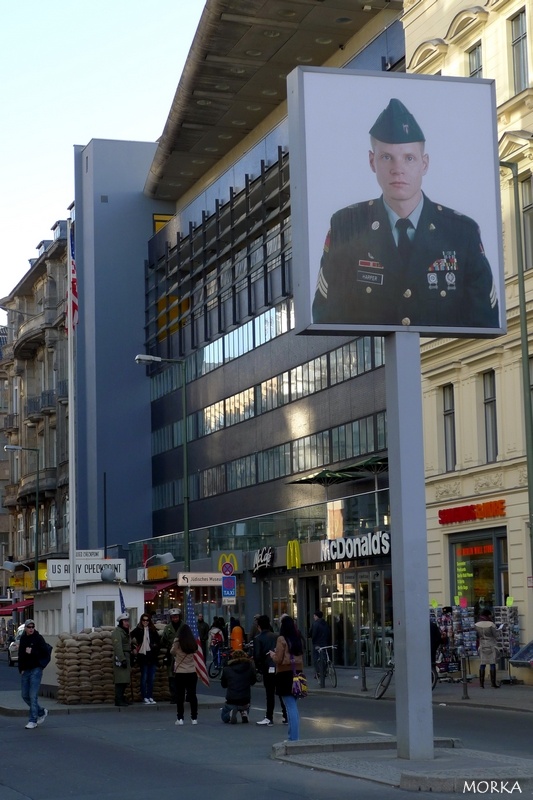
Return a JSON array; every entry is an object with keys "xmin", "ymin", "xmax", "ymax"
[
  {"xmin": 315, "ymin": 645, "xmax": 337, "ymax": 688},
  {"xmin": 374, "ymin": 659, "xmax": 439, "ymax": 699},
  {"xmin": 208, "ymin": 644, "xmax": 231, "ymax": 679}
]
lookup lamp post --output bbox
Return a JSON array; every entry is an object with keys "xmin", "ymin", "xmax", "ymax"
[
  {"xmin": 4, "ymin": 445, "xmax": 40, "ymax": 591},
  {"xmin": 135, "ymin": 355, "xmax": 190, "ymax": 572}
]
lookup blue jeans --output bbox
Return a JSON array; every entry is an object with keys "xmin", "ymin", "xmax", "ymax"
[
  {"xmin": 140, "ymin": 663, "xmax": 156, "ymax": 699},
  {"xmin": 21, "ymin": 667, "xmax": 45, "ymax": 724},
  {"xmin": 281, "ymin": 694, "xmax": 299, "ymax": 740}
]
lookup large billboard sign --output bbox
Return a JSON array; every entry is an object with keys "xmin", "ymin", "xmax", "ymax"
[{"xmin": 287, "ymin": 68, "xmax": 505, "ymax": 338}]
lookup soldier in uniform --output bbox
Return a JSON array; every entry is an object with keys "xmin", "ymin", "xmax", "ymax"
[{"xmin": 312, "ymin": 98, "xmax": 499, "ymax": 330}]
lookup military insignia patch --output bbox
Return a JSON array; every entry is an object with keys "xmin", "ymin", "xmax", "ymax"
[
  {"xmin": 427, "ymin": 273, "xmax": 438, "ymax": 289},
  {"xmin": 359, "ymin": 259, "xmax": 382, "ymax": 269}
]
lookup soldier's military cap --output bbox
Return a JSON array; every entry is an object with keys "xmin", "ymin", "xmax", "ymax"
[{"xmin": 369, "ymin": 98, "xmax": 425, "ymax": 144}]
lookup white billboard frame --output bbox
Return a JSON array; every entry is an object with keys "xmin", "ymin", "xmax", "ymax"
[{"xmin": 288, "ymin": 67, "xmax": 505, "ymax": 338}]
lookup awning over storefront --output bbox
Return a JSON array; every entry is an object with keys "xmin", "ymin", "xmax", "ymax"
[
  {"xmin": 0, "ymin": 598, "xmax": 34, "ymax": 615},
  {"xmin": 289, "ymin": 456, "xmax": 388, "ymax": 487},
  {"xmin": 143, "ymin": 581, "xmax": 176, "ymax": 601}
]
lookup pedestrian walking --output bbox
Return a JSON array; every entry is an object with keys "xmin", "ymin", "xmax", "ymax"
[
  {"xmin": 130, "ymin": 613, "xmax": 161, "ymax": 704},
  {"xmin": 229, "ymin": 617, "xmax": 244, "ymax": 651},
  {"xmin": 269, "ymin": 615, "xmax": 304, "ymax": 741},
  {"xmin": 220, "ymin": 649, "xmax": 257, "ymax": 724},
  {"xmin": 170, "ymin": 623, "xmax": 199, "ymax": 725},
  {"xmin": 111, "ymin": 612, "xmax": 132, "ymax": 707},
  {"xmin": 253, "ymin": 614, "xmax": 287, "ymax": 726},
  {"xmin": 18, "ymin": 619, "xmax": 50, "ymax": 729},
  {"xmin": 309, "ymin": 610, "xmax": 331, "ymax": 680}
]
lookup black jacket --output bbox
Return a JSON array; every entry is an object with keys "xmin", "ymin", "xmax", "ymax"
[
  {"xmin": 220, "ymin": 654, "xmax": 257, "ymax": 704},
  {"xmin": 253, "ymin": 630, "xmax": 277, "ymax": 675},
  {"xmin": 130, "ymin": 625, "xmax": 161, "ymax": 666},
  {"xmin": 18, "ymin": 630, "xmax": 48, "ymax": 672},
  {"xmin": 313, "ymin": 194, "xmax": 499, "ymax": 332}
]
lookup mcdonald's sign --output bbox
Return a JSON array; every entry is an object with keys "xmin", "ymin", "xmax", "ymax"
[
  {"xmin": 286, "ymin": 540, "xmax": 302, "ymax": 570},
  {"xmin": 217, "ymin": 553, "xmax": 239, "ymax": 573}
]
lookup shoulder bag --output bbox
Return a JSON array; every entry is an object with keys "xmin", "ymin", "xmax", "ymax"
[{"xmin": 290, "ymin": 654, "xmax": 308, "ymax": 699}]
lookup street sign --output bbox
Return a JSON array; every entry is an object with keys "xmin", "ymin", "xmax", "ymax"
[
  {"xmin": 221, "ymin": 561, "xmax": 234, "ymax": 576},
  {"xmin": 222, "ymin": 575, "xmax": 236, "ymax": 604},
  {"xmin": 177, "ymin": 572, "xmax": 222, "ymax": 586}
]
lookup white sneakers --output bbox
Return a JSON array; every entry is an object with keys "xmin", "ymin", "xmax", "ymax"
[
  {"xmin": 143, "ymin": 698, "xmax": 156, "ymax": 704},
  {"xmin": 256, "ymin": 718, "xmax": 273, "ymax": 726},
  {"xmin": 37, "ymin": 709, "xmax": 48, "ymax": 725},
  {"xmin": 25, "ymin": 722, "xmax": 38, "ymax": 729},
  {"xmin": 191, "ymin": 719, "xmax": 198, "ymax": 725},
  {"xmin": 175, "ymin": 718, "xmax": 184, "ymax": 725},
  {"xmin": 143, "ymin": 698, "xmax": 151, "ymax": 704}
]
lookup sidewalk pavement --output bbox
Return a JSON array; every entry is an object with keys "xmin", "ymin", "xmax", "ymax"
[{"xmin": 2, "ymin": 665, "xmax": 533, "ymax": 792}]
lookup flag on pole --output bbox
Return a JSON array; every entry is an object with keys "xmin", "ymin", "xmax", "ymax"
[
  {"xmin": 66, "ymin": 220, "xmax": 79, "ymax": 332},
  {"xmin": 186, "ymin": 590, "xmax": 210, "ymax": 687},
  {"xmin": 119, "ymin": 586, "xmax": 126, "ymax": 615}
]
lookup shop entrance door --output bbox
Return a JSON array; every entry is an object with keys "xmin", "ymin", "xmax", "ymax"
[{"xmin": 354, "ymin": 569, "xmax": 393, "ymax": 668}]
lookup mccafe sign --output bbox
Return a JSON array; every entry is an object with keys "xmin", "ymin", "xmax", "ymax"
[{"xmin": 321, "ymin": 530, "xmax": 391, "ymax": 562}]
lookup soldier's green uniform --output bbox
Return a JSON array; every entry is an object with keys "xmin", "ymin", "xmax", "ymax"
[
  {"xmin": 312, "ymin": 97, "xmax": 499, "ymax": 331},
  {"xmin": 313, "ymin": 193, "xmax": 499, "ymax": 329}
]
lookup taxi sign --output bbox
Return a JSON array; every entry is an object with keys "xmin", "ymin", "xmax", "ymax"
[{"xmin": 222, "ymin": 575, "xmax": 236, "ymax": 604}]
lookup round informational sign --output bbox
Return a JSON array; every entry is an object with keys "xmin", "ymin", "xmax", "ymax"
[{"xmin": 221, "ymin": 561, "xmax": 234, "ymax": 576}]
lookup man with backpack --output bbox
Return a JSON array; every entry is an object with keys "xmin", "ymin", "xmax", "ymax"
[{"xmin": 253, "ymin": 614, "xmax": 287, "ymax": 726}]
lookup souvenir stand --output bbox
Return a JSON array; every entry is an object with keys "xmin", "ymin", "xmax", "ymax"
[
  {"xmin": 429, "ymin": 605, "xmax": 477, "ymax": 681},
  {"xmin": 492, "ymin": 605, "xmax": 520, "ymax": 683}
]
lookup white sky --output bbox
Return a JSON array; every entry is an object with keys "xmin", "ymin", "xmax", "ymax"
[{"xmin": 0, "ymin": 0, "xmax": 206, "ymax": 324}]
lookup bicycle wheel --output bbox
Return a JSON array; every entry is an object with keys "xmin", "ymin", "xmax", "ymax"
[
  {"xmin": 326, "ymin": 662, "xmax": 337, "ymax": 688},
  {"xmin": 208, "ymin": 660, "xmax": 221, "ymax": 679},
  {"xmin": 374, "ymin": 669, "xmax": 393, "ymax": 699},
  {"xmin": 431, "ymin": 666, "xmax": 438, "ymax": 690}
]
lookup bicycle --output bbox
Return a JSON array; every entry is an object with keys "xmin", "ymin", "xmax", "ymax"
[
  {"xmin": 374, "ymin": 659, "xmax": 439, "ymax": 699},
  {"xmin": 208, "ymin": 644, "xmax": 231, "ymax": 679},
  {"xmin": 315, "ymin": 645, "xmax": 337, "ymax": 688}
]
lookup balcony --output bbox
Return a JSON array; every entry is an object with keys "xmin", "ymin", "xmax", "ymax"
[
  {"xmin": 25, "ymin": 396, "xmax": 43, "ymax": 422},
  {"xmin": 57, "ymin": 379, "xmax": 68, "ymax": 403},
  {"xmin": 2, "ymin": 484, "xmax": 19, "ymax": 509},
  {"xmin": 3, "ymin": 414, "xmax": 19, "ymax": 431},
  {"xmin": 40, "ymin": 389, "xmax": 57, "ymax": 414}
]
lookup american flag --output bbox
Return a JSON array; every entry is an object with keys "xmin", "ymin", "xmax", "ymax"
[
  {"xmin": 119, "ymin": 586, "xmax": 126, "ymax": 614},
  {"xmin": 186, "ymin": 590, "xmax": 210, "ymax": 687},
  {"xmin": 67, "ymin": 221, "xmax": 79, "ymax": 331}
]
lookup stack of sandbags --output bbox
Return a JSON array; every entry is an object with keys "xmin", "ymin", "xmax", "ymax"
[{"xmin": 55, "ymin": 627, "xmax": 115, "ymax": 705}]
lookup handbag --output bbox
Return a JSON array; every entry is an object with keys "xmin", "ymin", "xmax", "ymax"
[{"xmin": 290, "ymin": 655, "xmax": 308, "ymax": 699}]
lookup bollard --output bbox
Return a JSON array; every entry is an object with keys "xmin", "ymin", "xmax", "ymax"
[
  {"xmin": 461, "ymin": 656, "xmax": 469, "ymax": 700},
  {"xmin": 361, "ymin": 657, "xmax": 368, "ymax": 692}
]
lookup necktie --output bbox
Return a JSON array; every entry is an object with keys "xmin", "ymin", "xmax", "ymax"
[{"xmin": 396, "ymin": 218, "xmax": 413, "ymax": 264}]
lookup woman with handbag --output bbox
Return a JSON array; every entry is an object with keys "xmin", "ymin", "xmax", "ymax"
[
  {"xmin": 130, "ymin": 614, "xmax": 161, "ymax": 704},
  {"xmin": 269, "ymin": 615, "xmax": 305, "ymax": 741},
  {"xmin": 170, "ymin": 624, "xmax": 199, "ymax": 725}
]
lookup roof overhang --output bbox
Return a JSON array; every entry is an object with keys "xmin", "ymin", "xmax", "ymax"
[{"xmin": 145, "ymin": 0, "xmax": 402, "ymax": 201}]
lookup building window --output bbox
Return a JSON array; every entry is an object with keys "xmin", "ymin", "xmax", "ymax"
[
  {"xmin": 450, "ymin": 529, "xmax": 507, "ymax": 611},
  {"xmin": 522, "ymin": 178, "xmax": 533, "ymax": 270},
  {"xmin": 512, "ymin": 10, "xmax": 528, "ymax": 94},
  {"xmin": 483, "ymin": 370, "xmax": 498, "ymax": 463},
  {"xmin": 443, "ymin": 384, "xmax": 456, "ymax": 472},
  {"xmin": 468, "ymin": 42, "xmax": 482, "ymax": 78}
]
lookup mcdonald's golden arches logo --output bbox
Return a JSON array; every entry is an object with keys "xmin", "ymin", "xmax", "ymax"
[
  {"xmin": 286, "ymin": 540, "xmax": 302, "ymax": 570},
  {"xmin": 217, "ymin": 553, "xmax": 239, "ymax": 573}
]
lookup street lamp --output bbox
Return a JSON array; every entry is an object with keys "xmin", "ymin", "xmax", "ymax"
[
  {"xmin": 4, "ymin": 445, "xmax": 40, "ymax": 591},
  {"xmin": 134, "ymin": 354, "xmax": 190, "ymax": 572}
]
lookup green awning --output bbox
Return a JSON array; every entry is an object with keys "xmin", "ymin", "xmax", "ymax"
[{"xmin": 289, "ymin": 455, "xmax": 388, "ymax": 486}]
